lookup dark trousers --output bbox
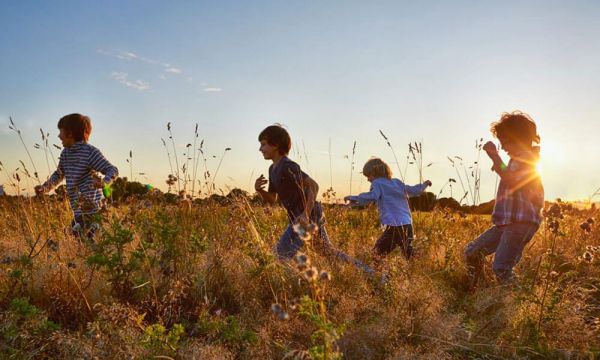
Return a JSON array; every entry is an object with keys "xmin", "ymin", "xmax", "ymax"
[{"xmin": 374, "ymin": 224, "xmax": 414, "ymax": 259}]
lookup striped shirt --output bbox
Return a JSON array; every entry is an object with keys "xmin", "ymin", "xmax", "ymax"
[
  {"xmin": 42, "ymin": 141, "xmax": 118, "ymax": 216},
  {"xmin": 347, "ymin": 178, "xmax": 428, "ymax": 226},
  {"xmin": 492, "ymin": 150, "xmax": 544, "ymax": 226}
]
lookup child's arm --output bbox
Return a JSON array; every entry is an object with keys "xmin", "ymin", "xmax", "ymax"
[
  {"xmin": 35, "ymin": 153, "xmax": 65, "ymax": 195},
  {"xmin": 301, "ymin": 175, "xmax": 318, "ymax": 218},
  {"xmin": 343, "ymin": 184, "xmax": 382, "ymax": 205},
  {"xmin": 404, "ymin": 180, "xmax": 432, "ymax": 197},
  {"xmin": 255, "ymin": 174, "xmax": 277, "ymax": 204},
  {"xmin": 89, "ymin": 147, "xmax": 119, "ymax": 188},
  {"xmin": 483, "ymin": 142, "xmax": 537, "ymax": 188}
]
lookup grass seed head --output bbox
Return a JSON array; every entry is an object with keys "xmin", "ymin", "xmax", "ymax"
[
  {"xmin": 319, "ymin": 270, "xmax": 331, "ymax": 282},
  {"xmin": 303, "ymin": 266, "xmax": 318, "ymax": 282}
]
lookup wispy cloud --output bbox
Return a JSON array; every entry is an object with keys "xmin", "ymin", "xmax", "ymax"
[
  {"xmin": 165, "ymin": 67, "xmax": 182, "ymax": 74},
  {"xmin": 203, "ymin": 87, "xmax": 222, "ymax": 92},
  {"xmin": 110, "ymin": 72, "xmax": 151, "ymax": 91},
  {"xmin": 98, "ymin": 48, "xmax": 184, "ymax": 77}
]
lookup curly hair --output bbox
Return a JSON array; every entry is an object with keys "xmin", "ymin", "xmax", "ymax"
[
  {"xmin": 490, "ymin": 111, "xmax": 540, "ymax": 147},
  {"xmin": 362, "ymin": 157, "xmax": 392, "ymax": 180}
]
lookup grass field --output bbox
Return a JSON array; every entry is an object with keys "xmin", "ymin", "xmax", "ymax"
[{"xmin": 0, "ymin": 194, "xmax": 598, "ymax": 359}]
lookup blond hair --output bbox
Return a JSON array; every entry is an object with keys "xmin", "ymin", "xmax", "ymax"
[{"xmin": 362, "ymin": 157, "xmax": 392, "ymax": 180}]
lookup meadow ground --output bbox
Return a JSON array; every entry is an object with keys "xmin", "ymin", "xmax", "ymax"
[{"xmin": 0, "ymin": 195, "xmax": 598, "ymax": 359}]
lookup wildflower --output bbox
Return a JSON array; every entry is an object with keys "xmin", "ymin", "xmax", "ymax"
[
  {"xmin": 294, "ymin": 252, "xmax": 310, "ymax": 266},
  {"xmin": 319, "ymin": 270, "xmax": 331, "ymax": 282},
  {"xmin": 544, "ymin": 203, "xmax": 563, "ymax": 219},
  {"xmin": 71, "ymin": 222, "xmax": 82, "ymax": 234},
  {"xmin": 547, "ymin": 219, "xmax": 560, "ymax": 234},
  {"xmin": 278, "ymin": 311, "xmax": 290, "ymax": 321},
  {"xmin": 47, "ymin": 239, "xmax": 59, "ymax": 252},
  {"xmin": 303, "ymin": 266, "xmax": 318, "ymax": 282},
  {"xmin": 271, "ymin": 303, "xmax": 283, "ymax": 314},
  {"xmin": 166, "ymin": 174, "xmax": 178, "ymax": 186},
  {"xmin": 293, "ymin": 219, "xmax": 318, "ymax": 242},
  {"xmin": 289, "ymin": 298, "xmax": 300, "ymax": 310},
  {"xmin": 292, "ymin": 222, "xmax": 312, "ymax": 241},
  {"xmin": 580, "ymin": 222, "xmax": 592, "ymax": 233},
  {"xmin": 271, "ymin": 303, "xmax": 289, "ymax": 321},
  {"xmin": 583, "ymin": 251, "xmax": 594, "ymax": 263},
  {"xmin": 549, "ymin": 271, "xmax": 559, "ymax": 280}
]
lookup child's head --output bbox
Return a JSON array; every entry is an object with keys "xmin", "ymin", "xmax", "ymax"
[
  {"xmin": 58, "ymin": 113, "xmax": 92, "ymax": 147},
  {"xmin": 362, "ymin": 157, "xmax": 392, "ymax": 181},
  {"xmin": 258, "ymin": 125, "xmax": 291, "ymax": 158},
  {"xmin": 490, "ymin": 111, "xmax": 540, "ymax": 154}
]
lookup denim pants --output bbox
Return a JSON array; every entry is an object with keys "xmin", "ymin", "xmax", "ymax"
[
  {"xmin": 70, "ymin": 214, "xmax": 100, "ymax": 243},
  {"xmin": 465, "ymin": 222, "xmax": 539, "ymax": 283},
  {"xmin": 276, "ymin": 203, "xmax": 375, "ymax": 275}
]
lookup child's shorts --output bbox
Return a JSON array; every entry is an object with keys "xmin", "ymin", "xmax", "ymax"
[{"xmin": 374, "ymin": 224, "xmax": 414, "ymax": 258}]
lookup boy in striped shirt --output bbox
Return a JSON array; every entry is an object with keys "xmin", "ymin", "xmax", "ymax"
[
  {"xmin": 465, "ymin": 111, "xmax": 544, "ymax": 286},
  {"xmin": 35, "ymin": 113, "xmax": 118, "ymax": 241}
]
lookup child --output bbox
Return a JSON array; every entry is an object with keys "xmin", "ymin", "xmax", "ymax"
[
  {"xmin": 464, "ymin": 111, "xmax": 544, "ymax": 285},
  {"xmin": 344, "ymin": 158, "xmax": 431, "ymax": 261},
  {"xmin": 255, "ymin": 125, "xmax": 374, "ymax": 274},
  {"xmin": 35, "ymin": 113, "xmax": 118, "ymax": 241}
]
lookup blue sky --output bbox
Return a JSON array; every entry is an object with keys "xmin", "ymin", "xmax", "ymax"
[{"xmin": 1, "ymin": 1, "xmax": 600, "ymax": 201}]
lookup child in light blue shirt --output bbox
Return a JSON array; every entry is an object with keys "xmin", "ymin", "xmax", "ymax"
[{"xmin": 344, "ymin": 157, "xmax": 431, "ymax": 260}]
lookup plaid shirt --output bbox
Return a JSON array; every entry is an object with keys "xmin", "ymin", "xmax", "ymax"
[{"xmin": 491, "ymin": 151, "xmax": 544, "ymax": 226}]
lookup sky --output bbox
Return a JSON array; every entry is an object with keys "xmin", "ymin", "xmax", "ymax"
[{"xmin": 1, "ymin": 1, "xmax": 599, "ymax": 202}]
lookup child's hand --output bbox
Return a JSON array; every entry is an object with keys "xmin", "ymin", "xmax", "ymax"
[
  {"xmin": 343, "ymin": 196, "xmax": 357, "ymax": 204},
  {"xmin": 92, "ymin": 178, "xmax": 105, "ymax": 189},
  {"xmin": 34, "ymin": 185, "xmax": 45, "ymax": 196},
  {"xmin": 254, "ymin": 175, "xmax": 268, "ymax": 192},
  {"xmin": 482, "ymin": 141, "xmax": 498, "ymax": 155},
  {"xmin": 424, "ymin": 180, "xmax": 432, "ymax": 187}
]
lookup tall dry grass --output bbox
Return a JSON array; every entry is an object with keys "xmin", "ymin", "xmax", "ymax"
[{"xmin": 0, "ymin": 195, "xmax": 598, "ymax": 359}]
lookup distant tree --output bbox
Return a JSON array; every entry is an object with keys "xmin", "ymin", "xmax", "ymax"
[
  {"xmin": 434, "ymin": 197, "xmax": 461, "ymax": 211},
  {"xmin": 409, "ymin": 191, "xmax": 437, "ymax": 212}
]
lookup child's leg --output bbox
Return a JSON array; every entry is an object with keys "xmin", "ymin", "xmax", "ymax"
[
  {"xmin": 318, "ymin": 224, "xmax": 375, "ymax": 275},
  {"xmin": 492, "ymin": 223, "xmax": 539, "ymax": 284},
  {"xmin": 464, "ymin": 226, "xmax": 503, "ymax": 283},
  {"xmin": 373, "ymin": 226, "xmax": 395, "ymax": 256},
  {"xmin": 397, "ymin": 225, "xmax": 414, "ymax": 259},
  {"xmin": 70, "ymin": 215, "xmax": 85, "ymax": 239},
  {"xmin": 276, "ymin": 224, "xmax": 304, "ymax": 260}
]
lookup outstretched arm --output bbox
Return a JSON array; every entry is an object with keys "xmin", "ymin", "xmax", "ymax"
[
  {"xmin": 35, "ymin": 154, "xmax": 64, "ymax": 195},
  {"xmin": 404, "ymin": 180, "xmax": 432, "ymax": 197},
  {"xmin": 344, "ymin": 183, "xmax": 382, "ymax": 205}
]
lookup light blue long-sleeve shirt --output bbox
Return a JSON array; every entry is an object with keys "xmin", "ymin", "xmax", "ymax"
[{"xmin": 348, "ymin": 177, "xmax": 428, "ymax": 226}]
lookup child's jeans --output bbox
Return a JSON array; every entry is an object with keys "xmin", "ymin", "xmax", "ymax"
[
  {"xmin": 70, "ymin": 213, "xmax": 101, "ymax": 243},
  {"xmin": 276, "ymin": 203, "xmax": 375, "ymax": 275},
  {"xmin": 465, "ymin": 222, "xmax": 539, "ymax": 284}
]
